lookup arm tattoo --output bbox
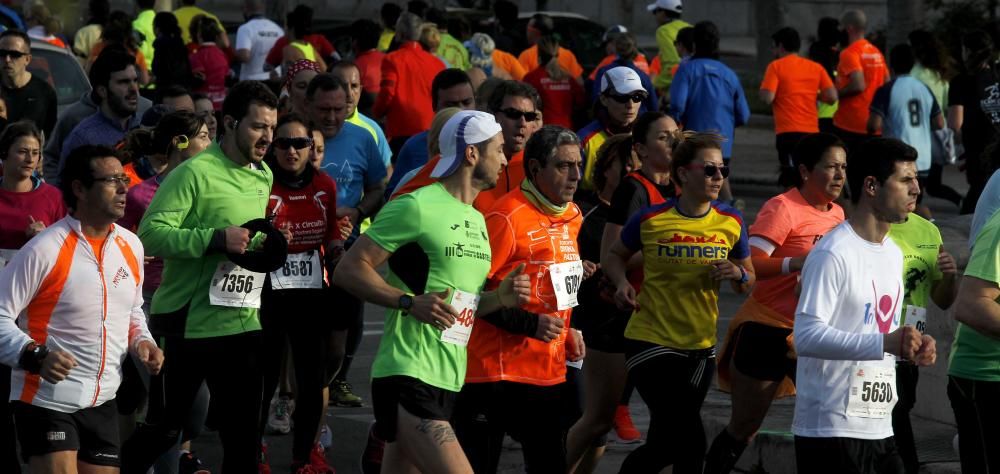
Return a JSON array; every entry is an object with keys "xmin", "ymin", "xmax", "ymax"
[{"xmin": 415, "ymin": 418, "xmax": 457, "ymax": 446}]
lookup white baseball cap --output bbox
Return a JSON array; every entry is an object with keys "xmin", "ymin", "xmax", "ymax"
[
  {"xmin": 600, "ymin": 66, "xmax": 645, "ymax": 95},
  {"xmin": 647, "ymin": 0, "xmax": 682, "ymax": 13},
  {"xmin": 431, "ymin": 110, "xmax": 503, "ymax": 178}
]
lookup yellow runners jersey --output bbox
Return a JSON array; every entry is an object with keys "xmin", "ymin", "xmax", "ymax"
[{"xmin": 620, "ymin": 198, "xmax": 750, "ymax": 349}]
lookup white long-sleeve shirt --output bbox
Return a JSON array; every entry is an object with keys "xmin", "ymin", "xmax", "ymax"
[
  {"xmin": 793, "ymin": 221, "xmax": 903, "ymax": 440},
  {"xmin": 0, "ymin": 217, "xmax": 154, "ymax": 413}
]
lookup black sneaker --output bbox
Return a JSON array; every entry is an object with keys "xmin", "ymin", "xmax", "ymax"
[{"xmin": 179, "ymin": 451, "xmax": 211, "ymax": 474}]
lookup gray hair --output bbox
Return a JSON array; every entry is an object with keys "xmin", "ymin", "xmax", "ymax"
[
  {"xmin": 524, "ymin": 125, "xmax": 581, "ymax": 178},
  {"xmin": 395, "ymin": 12, "xmax": 423, "ymax": 42}
]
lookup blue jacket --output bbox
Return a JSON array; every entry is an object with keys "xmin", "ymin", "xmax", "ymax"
[
  {"xmin": 591, "ymin": 58, "xmax": 659, "ymax": 114},
  {"xmin": 668, "ymin": 58, "xmax": 750, "ymax": 158}
]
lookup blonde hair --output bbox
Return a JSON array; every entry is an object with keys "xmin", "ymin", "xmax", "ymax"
[
  {"xmin": 419, "ymin": 23, "xmax": 441, "ymax": 53},
  {"xmin": 428, "ymin": 107, "xmax": 462, "ymax": 156}
]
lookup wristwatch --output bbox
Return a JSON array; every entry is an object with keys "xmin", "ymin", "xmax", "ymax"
[
  {"xmin": 398, "ymin": 294, "xmax": 414, "ymax": 312},
  {"xmin": 737, "ymin": 265, "xmax": 749, "ymax": 284},
  {"xmin": 18, "ymin": 342, "xmax": 49, "ymax": 374}
]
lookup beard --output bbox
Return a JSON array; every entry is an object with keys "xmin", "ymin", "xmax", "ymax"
[
  {"xmin": 108, "ymin": 91, "xmax": 137, "ymax": 118},
  {"xmin": 472, "ymin": 162, "xmax": 499, "ymax": 191}
]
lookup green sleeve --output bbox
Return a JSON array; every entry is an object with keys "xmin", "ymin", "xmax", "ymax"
[
  {"xmin": 138, "ymin": 165, "xmax": 215, "ymax": 258},
  {"xmin": 967, "ymin": 215, "xmax": 1000, "ymax": 284},
  {"xmin": 653, "ymin": 24, "xmax": 681, "ymax": 90},
  {"xmin": 366, "ymin": 193, "xmax": 422, "ymax": 252}
]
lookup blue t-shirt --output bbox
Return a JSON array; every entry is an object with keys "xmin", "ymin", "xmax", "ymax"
[
  {"xmin": 355, "ymin": 112, "xmax": 392, "ymax": 167},
  {"xmin": 591, "ymin": 59, "xmax": 659, "ymax": 114},
  {"xmin": 668, "ymin": 58, "xmax": 750, "ymax": 158},
  {"xmin": 386, "ymin": 130, "xmax": 429, "ymax": 198},
  {"xmin": 870, "ymin": 75, "xmax": 941, "ymax": 173},
  {"xmin": 319, "ymin": 121, "xmax": 388, "ymax": 208}
]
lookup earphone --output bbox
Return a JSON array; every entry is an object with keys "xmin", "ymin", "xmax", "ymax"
[{"xmin": 175, "ymin": 135, "xmax": 189, "ymax": 150}]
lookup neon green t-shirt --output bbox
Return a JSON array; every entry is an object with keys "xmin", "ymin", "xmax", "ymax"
[
  {"xmin": 888, "ymin": 213, "xmax": 943, "ymax": 319},
  {"xmin": 949, "ymin": 211, "xmax": 1000, "ymax": 382},
  {"xmin": 367, "ymin": 183, "xmax": 492, "ymax": 391}
]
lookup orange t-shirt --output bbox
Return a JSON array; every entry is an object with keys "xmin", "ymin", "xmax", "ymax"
[
  {"xmin": 86, "ymin": 234, "xmax": 109, "ymax": 263},
  {"xmin": 492, "ymin": 49, "xmax": 527, "ymax": 81},
  {"xmin": 473, "ymin": 151, "xmax": 524, "ymax": 213},
  {"xmin": 650, "ymin": 55, "xmax": 662, "ymax": 79},
  {"xmin": 517, "ymin": 45, "xmax": 584, "ymax": 79},
  {"xmin": 833, "ymin": 39, "xmax": 887, "ymax": 134},
  {"xmin": 89, "ymin": 42, "xmax": 149, "ymax": 73},
  {"xmin": 589, "ymin": 53, "xmax": 650, "ymax": 81},
  {"xmin": 760, "ymin": 55, "xmax": 834, "ymax": 134},
  {"xmin": 122, "ymin": 163, "xmax": 144, "ymax": 190},
  {"xmin": 748, "ymin": 188, "xmax": 844, "ymax": 323}
]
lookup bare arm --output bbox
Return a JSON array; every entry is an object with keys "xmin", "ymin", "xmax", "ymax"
[
  {"xmin": 839, "ymin": 71, "xmax": 866, "ymax": 98},
  {"xmin": 331, "ymin": 235, "xmax": 400, "ymax": 308},
  {"xmin": 819, "ymin": 86, "xmax": 838, "ymax": 105},
  {"xmin": 758, "ymin": 89, "xmax": 776, "ymax": 106},
  {"xmin": 603, "ymin": 238, "xmax": 639, "ymax": 310},
  {"xmin": 953, "ymin": 275, "xmax": 1000, "ymax": 339},
  {"xmin": 235, "ymin": 49, "xmax": 252, "ymax": 63},
  {"xmin": 932, "ymin": 112, "xmax": 946, "ymax": 130},
  {"xmin": 867, "ymin": 113, "xmax": 883, "ymax": 136}
]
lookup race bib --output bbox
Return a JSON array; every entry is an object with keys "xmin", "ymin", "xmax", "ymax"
[
  {"xmin": 270, "ymin": 251, "xmax": 322, "ymax": 289},
  {"xmin": 441, "ymin": 289, "xmax": 479, "ymax": 347},
  {"xmin": 904, "ymin": 305, "xmax": 927, "ymax": 334},
  {"xmin": 846, "ymin": 364, "xmax": 897, "ymax": 418},
  {"xmin": 209, "ymin": 262, "xmax": 264, "ymax": 308},
  {"xmin": 549, "ymin": 260, "xmax": 584, "ymax": 311},
  {"xmin": 0, "ymin": 249, "xmax": 17, "ymax": 268}
]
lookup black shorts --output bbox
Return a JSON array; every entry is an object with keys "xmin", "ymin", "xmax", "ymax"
[
  {"xmin": 327, "ymin": 282, "xmax": 365, "ymax": 331},
  {"xmin": 775, "ymin": 132, "xmax": 810, "ymax": 169},
  {"xmin": 795, "ymin": 435, "xmax": 904, "ymax": 474},
  {"xmin": 13, "ymin": 400, "xmax": 121, "ymax": 466},
  {"xmin": 573, "ymin": 284, "xmax": 631, "ymax": 353},
  {"xmin": 371, "ymin": 375, "xmax": 458, "ymax": 443},
  {"xmin": 730, "ymin": 321, "xmax": 797, "ymax": 383}
]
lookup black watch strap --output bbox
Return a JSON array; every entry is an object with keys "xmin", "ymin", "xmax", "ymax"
[{"xmin": 18, "ymin": 342, "xmax": 48, "ymax": 374}]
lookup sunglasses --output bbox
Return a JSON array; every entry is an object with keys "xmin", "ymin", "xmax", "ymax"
[
  {"xmin": 686, "ymin": 163, "xmax": 731, "ymax": 178},
  {"xmin": 0, "ymin": 49, "xmax": 27, "ymax": 60},
  {"xmin": 499, "ymin": 108, "xmax": 540, "ymax": 122},
  {"xmin": 274, "ymin": 137, "xmax": 314, "ymax": 150},
  {"xmin": 606, "ymin": 93, "xmax": 648, "ymax": 104}
]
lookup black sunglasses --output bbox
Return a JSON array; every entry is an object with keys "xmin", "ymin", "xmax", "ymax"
[
  {"xmin": 687, "ymin": 163, "xmax": 731, "ymax": 178},
  {"xmin": 274, "ymin": 137, "xmax": 314, "ymax": 150},
  {"xmin": 607, "ymin": 93, "xmax": 648, "ymax": 104},
  {"xmin": 499, "ymin": 108, "xmax": 540, "ymax": 122},
  {"xmin": 0, "ymin": 49, "xmax": 27, "ymax": 60}
]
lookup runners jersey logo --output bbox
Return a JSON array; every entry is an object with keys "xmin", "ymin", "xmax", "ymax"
[
  {"xmin": 863, "ymin": 280, "xmax": 901, "ymax": 333},
  {"xmin": 655, "ymin": 232, "xmax": 730, "ymax": 260}
]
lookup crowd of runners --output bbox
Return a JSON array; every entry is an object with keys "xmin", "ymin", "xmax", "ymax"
[{"xmin": 0, "ymin": 0, "xmax": 999, "ymax": 473}]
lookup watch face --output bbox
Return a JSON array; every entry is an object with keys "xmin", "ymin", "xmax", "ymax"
[{"xmin": 400, "ymin": 294, "xmax": 413, "ymax": 310}]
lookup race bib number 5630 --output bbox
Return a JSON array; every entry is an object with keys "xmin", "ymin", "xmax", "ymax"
[
  {"xmin": 846, "ymin": 364, "xmax": 897, "ymax": 418},
  {"xmin": 209, "ymin": 262, "xmax": 264, "ymax": 308}
]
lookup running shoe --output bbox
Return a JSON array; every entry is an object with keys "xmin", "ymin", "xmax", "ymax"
[
  {"xmin": 310, "ymin": 443, "xmax": 336, "ymax": 474},
  {"xmin": 613, "ymin": 404, "xmax": 642, "ymax": 443},
  {"xmin": 330, "ymin": 380, "xmax": 363, "ymax": 407},
  {"xmin": 258, "ymin": 442, "xmax": 272, "ymax": 474},
  {"xmin": 359, "ymin": 422, "xmax": 385, "ymax": 474},
  {"xmin": 319, "ymin": 423, "xmax": 333, "ymax": 450},
  {"xmin": 267, "ymin": 396, "xmax": 294, "ymax": 434},
  {"xmin": 178, "ymin": 451, "xmax": 211, "ymax": 474}
]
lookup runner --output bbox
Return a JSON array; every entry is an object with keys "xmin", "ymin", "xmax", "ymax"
[
  {"xmin": 950, "ymin": 205, "xmax": 1000, "ymax": 473},
  {"xmin": 589, "ymin": 32, "xmax": 658, "ymax": 114},
  {"xmin": 473, "ymin": 80, "xmax": 542, "ymax": 211},
  {"xmin": 792, "ymin": 138, "xmax": 935, "ymax": 473},
  {"xmin": 517, "ymin": 14, "xmax": 584, "ymax": 80},
  {"xmin": 647, "ymin": 0, "xmax": 691, "ymax": 99},
  {"xmin": 704, "ymin": 133, "xmax": 847, "ymax": 474},
  {"xmin": 579, "ymin": 67, "xmax": 648, "ymax": 190},
  {"xmin": 0, "ymin": 143, "xmax": 162, "ymax": 473},
  {"xmin": 759, "ymin": 27, "xmax": 837, "ymax": 186},
  {"xmin": 0, "ymin": 120, "xmax": 66, "ymax": 474},
  {"xmin": 523, "ymin": 36, "xmax": 585, "ymax": 129},
  {"xmin": 121, "ymin": 80, "xmax": 281, "ymax": 473},
  {"xmin": 566, "ymin": 111, "xmax": 679, "ymax": 473},
  {"xmin": 833, "ymin": 9, "xmax": 888, "ymax": 201},
  {"xmin": 604, "ymin": 132, "xmax": 754, "ymax": 472},
  {"xmin": 259, "ymin": 113, "xmax": 344, "ymax": 474},
  {"xmin": 0, "ymin": 29, "xmax": 58, "ymax": 137},
  {"xmin": 330, "ymin": 61, "xmax": 393, "ymax": 170},
  {"xmin": 887, "ymin": 210, "xmax": 957, "ymax": 474},
  {"xmin": 454, "ymin": 125, "xmax": 587, "ymax": 474},
  {"xmin": 333, "ymin": 110, "xmax": 528, "ymax": 473},
  {"xmin": 234, "ymin": 0, "xmax": 282, "ymax": 82}
]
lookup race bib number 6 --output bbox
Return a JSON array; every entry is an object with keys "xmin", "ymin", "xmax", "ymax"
[
  {"xmin": 549, "ymin": 260, "xmax": 584, "ymax": 311},
  {"xmin": 846, "ymin": 364, "xmax": 897, "ymax": 418},
  {"xmin": 441, "ymin": 289, "xmax": 480, "ymax": 347},
  {"xmin": 209, "ymin": 262, "xmax": 264, "ymax": 308}
]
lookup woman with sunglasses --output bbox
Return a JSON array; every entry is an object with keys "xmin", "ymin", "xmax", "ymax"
[
  {"xmin": 704, "ymin": 133, "xmax": 846, "ymax": 474},
  {"xmin": 578, "ymin": 66, "xmax": 649, "ymax": 190},
  {"xmin": 604, "ymin": 132, "xmax": 755, "ymax": 473},
  {"xmin": 259, "ymin": 113, "xmax": 346, "ymax": 474}
]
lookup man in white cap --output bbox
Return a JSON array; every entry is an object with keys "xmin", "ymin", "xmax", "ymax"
[
  {"xmin": 333, "ymin": 110, "xmax": 530, "ymax": 474},
  {"xmin": 578, "ymin": 66, "xmax": 649, "ymax": 189},
  {"xmin": 648, "ymin": 0, "xmax": 691, "ymax": 100}
]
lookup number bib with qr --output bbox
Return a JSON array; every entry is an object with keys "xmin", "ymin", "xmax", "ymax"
[
  {"xmin": 0, "ymin": 249, "xmax": 17, "ymax": 268},
  {"xmin": 904, "ymin": 305, "xmax": 927, "ymax": 334},
  {"xmin": 549, "ymin": 260, "xmax": 584, "ymax": 311},
  {"xmin": 846, "ymin": 364, "xmax": 897, "ymax": 418},
  {"xmin": 209, "ymin": 262, "xmax": 264, "ymax": 308},
  {"xmin": 270, "ymin": 251, "xmax": 322, "ymax": 289},
  {"xmin": 441, "ymin": 289, "xmax": 479, "ymax": 347}
]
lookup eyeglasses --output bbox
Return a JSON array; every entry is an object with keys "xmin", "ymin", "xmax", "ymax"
[
  {"xmin": 606, "ymin": 93, "xmax": 648, "ymax": 104},
  {"xmin": 686, "ymin": 163, "xmax": 730, "ymax": 178},
  {"xmin": 93, "ymin": 174, "xmax": 132, "ymax": 187},
  {"xmin": 0, "ymin": 49, "xmax": 27, "ymax": 60},
  {"xmin": 499, "ymin": 108, "xmax": 540, "ymax": 122},
  {"xmin": 274, "ymin": 137, "xmax": 314, "ymax": 150}
]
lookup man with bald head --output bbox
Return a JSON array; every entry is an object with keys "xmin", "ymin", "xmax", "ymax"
[
  {"xmin": 234, "ymin": 0, "xmax": 282, "ymax": 81},
  {"xmin": 833, "ymin": 9, "xmax": 888, "ymax": 201}
]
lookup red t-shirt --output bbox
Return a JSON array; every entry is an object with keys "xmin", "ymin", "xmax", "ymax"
[
  {"xmin": 355, "ymin": 49, "xmax": 385, "ymax": 95},
  {"xmin": 834, "ymin": 39, "xmax": 888, "ymax": 134},
  {"xmin": 372, "ymin": 42, "xmax": 445, "ymax": 139},
  {"xmin": 267, "ymin": 171, "xmax": 339, "ymax": 254},
  {"xmin": 265, "ymin": 34, "xmax": 334, "ymax": 67},
  {"xmin": 524, "ymin": 67, "xmax": 585, "ymax": 129},
  {"xmin": 189, "ymin": 44, "xmax": 229, "ymax": 110},
  {"xmin": 0, "ymin": 182, "xmax": 66, "ymax": 251}
]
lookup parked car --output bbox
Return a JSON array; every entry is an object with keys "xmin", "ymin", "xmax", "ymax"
[{"xmin": 28, "ymin": 40, "xmax": 91, "ymax": 114}]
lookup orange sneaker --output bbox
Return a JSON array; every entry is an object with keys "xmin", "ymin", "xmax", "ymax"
[{"xmin": 613, "ymin": 404, "xmax": 641, "ymax": 443}]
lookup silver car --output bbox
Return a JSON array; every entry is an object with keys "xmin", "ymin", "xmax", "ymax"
[{"xmin": 28, "ymin": 39, "xmax": 91, "ymax": 114}]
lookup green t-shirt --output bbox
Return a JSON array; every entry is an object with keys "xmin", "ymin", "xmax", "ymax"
[
  {"xmin": 888, "ymin": 214, "xmax": 943, "ymax": 318},
  {"xmin": 367, "ymin": 183, "xmax": 491, "ymax": 392},
  {"xmin": 949, "ymin": 211, "xmax": 1000, "ymax": 381},
  {"xmin": 437, "ymin": 33, "xmax": 471, "ymax": 71}
]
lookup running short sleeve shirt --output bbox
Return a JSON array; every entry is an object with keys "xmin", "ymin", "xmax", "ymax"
[
  {"xmin": 948, "ymin": 211, "xmax": 1000, "ymax": 382},
  {"xmin": 870, "ymin": 76, "xmax": 941, "ymax": 172},
  {"xmin": 750, "ymin": 188, "xmax": 844, "ymax": 322},
  {"xmin": 760, "ymin": 54, "xmax": 834, "ymax": 134},
  {"xmin": 887, "ymin": 214, "xmax": 943, "ymax": 316},
  {"xmin": 620, "ymin": 199, "xmax": 750, "ymax": 349},
  {"xmin": 833, "ymin": 39, "xmax": 888, "ymax": 134},
  {"xmin": 367, "ymin": 183, "xmax": 491, "ymax": 392}
]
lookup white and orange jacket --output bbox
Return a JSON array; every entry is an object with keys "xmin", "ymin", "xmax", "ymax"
[{"xmin": 0, "ymin": 217, "xmax": 155, "ymax": 413}]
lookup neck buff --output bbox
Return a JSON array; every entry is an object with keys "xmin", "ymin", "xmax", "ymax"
[{"xmin": 521, "ymin": 178, "xmax": 568, "ymax": 216}]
